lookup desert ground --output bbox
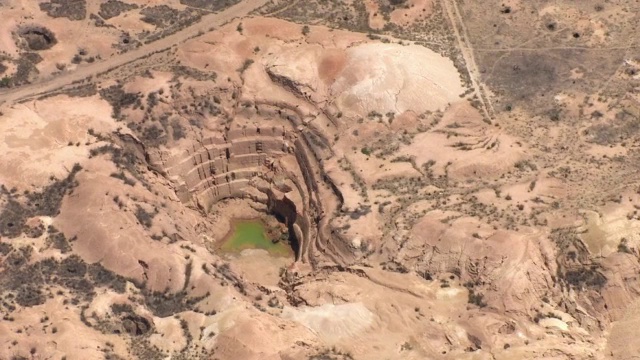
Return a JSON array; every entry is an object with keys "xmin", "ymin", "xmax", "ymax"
[{"xmin": 2, "ymin": 0, "xmax": 640, "ymax": 359}]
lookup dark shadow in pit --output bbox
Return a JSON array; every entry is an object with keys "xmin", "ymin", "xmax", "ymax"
[
  {"xmin": 273, "ymin": 212, "xmax": 300, "ymax": 260},
  {"xmin": 267, "ymin": 190, "xmax": 304, "ymax": 261},
  {"xmin": 18, "ymin": 26, "xmax": 57, "ymax": 51}
]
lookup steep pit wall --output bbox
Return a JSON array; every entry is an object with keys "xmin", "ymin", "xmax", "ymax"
[
  {"xmin": 151, "ymin": 125, "xmax": 321, "ymax": 262},
  {"xmin": 147, "ymin": 99, "xmax": 357, "ymax": 266},
  {"xmin": 266, "ymin": 187, "xmax": 311, "ymax": 262},
  {"xmin": 159, "ymin": 126, "xmax": 291, "ymax": 209},
  {"xmin": 294, "ymin": 135, "xmax": 356, "ymax": 266}
]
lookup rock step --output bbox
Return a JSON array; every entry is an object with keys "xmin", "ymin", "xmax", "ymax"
[
  {"xmin": 194, "ymin": 179, "xmax": 252, "ymax": 208},
  {"xmin": 166, "ymin": 139, "xmax": 285, "ymax": 171},
  {"xmin": 190, "ymin": 167, "xmax": 262, "ymax": 194},
  {"xmin": 182, "ymin": 154, "xmax": 268, "ymax": 186}
]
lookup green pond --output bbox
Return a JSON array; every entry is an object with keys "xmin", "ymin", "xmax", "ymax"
[{"xmin": 220, "ymin": 220, "xmax": 292, "ymax": 257}]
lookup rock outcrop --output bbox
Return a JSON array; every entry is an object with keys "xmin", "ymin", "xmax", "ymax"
[{"xmin": 157, "ymin": 126, "xmax": 292, "ymax": 208}]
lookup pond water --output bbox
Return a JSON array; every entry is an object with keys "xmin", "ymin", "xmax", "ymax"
[{"xmin": 220, "ymin": 219, "xmax": 292, "ymax": 257}]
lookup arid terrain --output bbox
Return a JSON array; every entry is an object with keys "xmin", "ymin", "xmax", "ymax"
[{"xmin": 2, "ymin": 0, "xmax": 640, "ymax": 359}]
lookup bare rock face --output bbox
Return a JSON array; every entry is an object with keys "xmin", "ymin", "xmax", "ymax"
[
  {"xmin": 261, "ymin": 41, "xmax": 464, "ymax": 122},
  {"xmin": 265, "ymin": 47, "xmax": 326, "ymax": 92},
  {"xmin": 331, "ymin": 43, "xmax": 464, "ymax": 117},
  {"xmin": 157, "ymin": 126, "xmax": 292, "ymax": 210}
]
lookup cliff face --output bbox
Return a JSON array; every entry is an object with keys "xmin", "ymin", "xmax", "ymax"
[
  {"xmin": 266, "ymin": 187, "xmax": 311, "ymax": 261},
  {"xmin": 154, "ymin": 126, "xmax": 290, "ymax": 210}
]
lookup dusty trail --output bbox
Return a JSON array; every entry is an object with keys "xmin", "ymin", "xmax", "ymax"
[
  {"xmin": 442, "ymin": 0, "xmax": 494, "ymax": 120},
  {"xmin": 0, "ymin": 0, "xmax": 269, "ymax": 106},
  {"xmin": 472, "ymin": 45, "xmax": 640, "ymax": 52}
]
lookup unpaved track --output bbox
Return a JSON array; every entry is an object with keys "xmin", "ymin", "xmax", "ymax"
[
  {"xmin": 442, "ymin": 0, "xmax": 494, "ymax": 120},
  {"xmin": 0, "ymin": 0, "xmax": 269, "ymax": 106}
]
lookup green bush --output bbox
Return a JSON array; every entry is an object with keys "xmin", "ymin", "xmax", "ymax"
[{"xmin": 0, "ymin": 76, "xmax": 12, "ymax": 88}]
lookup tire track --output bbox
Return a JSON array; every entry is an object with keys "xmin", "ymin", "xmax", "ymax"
[{"xmin": 442, "ymin": 0, "xmax": 494, "ymax": 120}]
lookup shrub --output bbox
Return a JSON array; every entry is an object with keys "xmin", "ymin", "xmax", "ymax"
[
  {"xmin": 134, "ymin": 205, "xmax": 156, "ymax": 228},
  {"xmin": 618, "ymin": 238, "xmax": 633, "ymax": 254},
  {"xmin": 0, "ymin": 76, "xmax": 11, "ymax": 88},
  {"xmin": 239, "ymin": 59, "xmax": 254, "ymax": 73},
  {"xmin": 468, "ymin": 289, "xmax": 487, "ymax": 307}
]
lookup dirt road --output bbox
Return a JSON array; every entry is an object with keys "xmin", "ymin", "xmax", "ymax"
[
  {"xmin": 442, "ymin": 0, "xmax": 494, "ymax": 120},
  {"xmin": 0, "ymin": 0, "xmax": 269, "ymax": 106}
]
